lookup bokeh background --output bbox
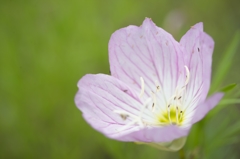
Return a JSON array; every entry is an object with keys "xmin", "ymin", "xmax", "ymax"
[{"xmin": 1, "ymin": 0, "xmax": 240, "ymax": 158}]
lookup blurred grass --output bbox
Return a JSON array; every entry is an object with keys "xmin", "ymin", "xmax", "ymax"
[
  {"xmin": 210, "ymin": 31, "xmax": 240, "ymax": 93},
  {"xmin": 0, "ymin": 0, "xmax": 240, "ymax": 158}
]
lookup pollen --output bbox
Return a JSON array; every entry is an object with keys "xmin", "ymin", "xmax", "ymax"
[{"xmin": 158, "ymin": 106, "xmax": 184, "ymax": 125}]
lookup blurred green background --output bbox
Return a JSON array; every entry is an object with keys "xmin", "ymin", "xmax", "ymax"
[{"xmin": 1, "ymin": 0, "xmax": 240, "ymax": 158}]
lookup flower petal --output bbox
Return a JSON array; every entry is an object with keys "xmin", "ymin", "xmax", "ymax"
[
  {"xmin": 180, "ymin": 23, "xmax": 215, "ymax": 115},
  {"xmin": 75, "ymin": 74, "xmax": 190, "ymax": 143},
  {"xmin": 109, "ymin": 18, "xmax": 185, "ymax": 107},
  {"xmin": 190, "ymin": 92, "xmax": 224, "ymax": 124},
  {"xmin": 117, "ymin": 125, "xmax": 190, "ymax": 143},
  {"xmin": 75, "ymin": 74, "xmax": 142, "ymax": 140}
]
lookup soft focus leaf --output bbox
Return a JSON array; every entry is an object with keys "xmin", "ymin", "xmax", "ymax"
[
  {"xmin": 218, "ymin": 99, "xmax": 240, "ymax": 105},
  {"xmin": 219, "ymin": 83, "xmax": 237, "ymax": 93},
  {"xmin": 221, "ymin": 120, "xmax": 240, "ymax": 138},
  {"xmin": 207, "ymin": 136, "xmax": 240, "ymax": 153},
  {"xmin": 233, "ymin": 88, "xmax": 240, "ymax": 98},
  {"xmin": 210, "ymin": 31, "xmax": 240, "ymax": 93},
  {"xmin": 207, "ymin": 98, "xmax": 240, "ymax": 118},
  {"xmin": 204, "ymin": 108, "xmax": 240, "ymax": 156}
]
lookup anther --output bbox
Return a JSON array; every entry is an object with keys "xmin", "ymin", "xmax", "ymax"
[
  {"xmin": 120, "ymin": 114, "xmax": 129, "ymax": 120},
  {"xmin": 180, "ymin": 111, "xmax": 183, "ymax": 121},
  {"xmin": 155, "ymin": 80, "xmax": 160, "ymax": 92},
  {"xmin": 184, "ymin": 66, "xmax": 190, "ymax": 85},
  {"xmin": 152, "ymin": 92, "xmax": 157, "ymax": 112},
  {"xmin": 178, "ymin": 96, "xmax": 182, "ymax": 100},
  {"xmin": 113, "ymin": 110, "xmax": 138, "ymax": 119}
]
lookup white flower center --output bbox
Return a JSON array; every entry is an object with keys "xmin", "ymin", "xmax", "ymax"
[{"xmin": 114, "ymin": 66, "xmax": 190, "ymax": 131}]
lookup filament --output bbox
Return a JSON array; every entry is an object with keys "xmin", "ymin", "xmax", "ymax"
[{"xmin": 139, "ymin": 77, "xmax": 145, "ymax": 97}]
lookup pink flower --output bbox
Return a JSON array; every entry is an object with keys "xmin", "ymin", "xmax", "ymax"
[{"xmin": 75, "ymin": 18, "xmax": 223, "ymax": 148}]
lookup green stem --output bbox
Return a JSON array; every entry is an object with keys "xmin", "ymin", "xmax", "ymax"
[{"xmin": 179, "ymin": 148, "xmax": 185, "ymax": 159}]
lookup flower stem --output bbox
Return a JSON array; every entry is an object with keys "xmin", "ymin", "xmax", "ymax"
[{"xmin": 179, "ymin": 148, "xmax": 185, "ymax": 159}]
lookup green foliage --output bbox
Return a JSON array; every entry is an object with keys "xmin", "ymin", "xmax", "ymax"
[
  {"xmin": 219, "ymin": 83, "xmax": 237, "ymax": 93},
  {"xmin": 0, "ymin": 0, "xmax": 240, "ymax": 159},
  {"xmin": 210, "ymin": 31, "xmax": 240, "ymax": 94}
]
